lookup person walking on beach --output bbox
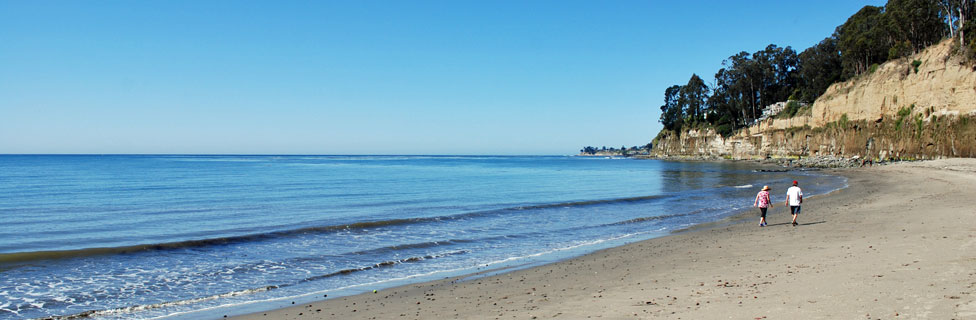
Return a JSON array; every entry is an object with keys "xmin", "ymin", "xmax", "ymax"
[
  {"xmin": 754, "ymin": 185, "xmax": 772, "ymax": 227},
  {"xmin": 786, "ymin": 180, "xmax": 803, "ymax": 226}
]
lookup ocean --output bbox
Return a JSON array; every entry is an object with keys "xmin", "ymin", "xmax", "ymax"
[{"xmin": 0, "ymin": 155, "xmax": 846, "ymax": 319}]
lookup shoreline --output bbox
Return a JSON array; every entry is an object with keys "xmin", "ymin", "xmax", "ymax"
[
  {"xmin": 633, "ymin": 154, "xmax": 912, "ymax": 169},
  {"xmin": 229, "ymin": 159, "xmax": 976, "ymax": 319}
]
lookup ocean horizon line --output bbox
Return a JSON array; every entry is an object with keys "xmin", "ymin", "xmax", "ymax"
[{"xmin": 0, "ymin": 153, "xmax": 576, "ymax": 157}]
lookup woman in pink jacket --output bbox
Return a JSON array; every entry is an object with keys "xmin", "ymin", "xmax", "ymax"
[{"xmin": 754, "ymin": 185, "xmax": 772, "ymax": 227}]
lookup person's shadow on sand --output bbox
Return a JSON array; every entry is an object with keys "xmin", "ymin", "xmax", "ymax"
[{"xmin": 765, "ymin": 221, "xmax": 826, "ymax": 227}]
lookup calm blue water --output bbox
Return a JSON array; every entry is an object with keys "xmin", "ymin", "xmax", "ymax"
[{"xmin": 0, "ymin": 155, "xmax": 845, "ymax": 319}]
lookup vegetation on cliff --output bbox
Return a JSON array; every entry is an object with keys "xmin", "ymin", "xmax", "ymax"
[{"xmin": 657, "ymin": 0, "xmax": 975, "ymax": 139}]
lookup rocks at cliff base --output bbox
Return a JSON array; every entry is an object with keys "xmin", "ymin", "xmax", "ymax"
[{"xmin": 773, "ymin": 155, "xmax": 911, "ymax": 169}]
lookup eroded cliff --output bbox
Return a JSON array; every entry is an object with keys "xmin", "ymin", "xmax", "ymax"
[{"xmin": 651, "ymin": 39, "xmax": 976, "ymax": 161}]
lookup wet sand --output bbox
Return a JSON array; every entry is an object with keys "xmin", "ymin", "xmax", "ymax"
[{"xmin": 230, "ymin": 159, "xmax": 976, "ymax": 319}]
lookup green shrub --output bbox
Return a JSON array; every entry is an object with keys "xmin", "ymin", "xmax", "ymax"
[
  {"xmin": 897, "ymin": 105, "xmax": 912, "ymax": 118},
  {"xmin": 715, "ymin": 124, "xmax": 734, "ymax": 137},
  {"xmin": 776, "ymin": 101, "xmax": 803, "ymax": 119},
  {"xmin": 911, "ymin": 60, "xmax": 922, "ymax": 74},
  {"xmin": 652, "ymin": 130, "xmax": 674, "ymax": 146},
  {"xmin": 915, "ymin": 114, "xmax": 924, "ymax": 138},
  {"xmin": 869, "ymin": 64, "xmax": 879, "ymax": 74},
  {"xmin": 895, "ymin": 106, "xmax": 912, "ymax": 131},
  {"xmin": 838, "ymin": 113, "xmax": 849, "ymax": 128},
  {"xmin": 799, "ymin": 104, "xmax": 812, "ymax": 117}
]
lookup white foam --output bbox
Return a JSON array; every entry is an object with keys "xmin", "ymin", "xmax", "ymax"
[
  {"xmin": 151, "ymin": 267, "xmax": 479, "ymax": 320},
  {"xmin": 733, "ymin": 184, "xmax": 753, "ymax": 189},
  {"xmin": 152, "ymin": 236, "xmax": 665, "ymax": 319},
  {"xmin": 95, "ymin": 285, "xmax": 277, "ymax": 318},
  {"xmin": 0, "ymin": 307, "xmax": 18, "ymax": 317}
]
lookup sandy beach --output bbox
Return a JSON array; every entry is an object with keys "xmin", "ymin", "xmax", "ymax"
[{"xmin": 231, "ymin": 158, "xmax": 976, "ymax": 320}]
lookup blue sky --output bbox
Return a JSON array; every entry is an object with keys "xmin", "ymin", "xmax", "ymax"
[{"xmin": 0, "ymin": 0, "xmax": 885, "ymax": 155}]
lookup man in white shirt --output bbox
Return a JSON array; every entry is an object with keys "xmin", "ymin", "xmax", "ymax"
[{"xmin": 786, "ymin": 180, "xmax": 803, "ymax": 226}]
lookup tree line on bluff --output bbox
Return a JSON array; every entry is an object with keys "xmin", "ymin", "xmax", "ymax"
[{"xmin": 658, "ymin": 0, "xmax": 975, "ymax": 138}]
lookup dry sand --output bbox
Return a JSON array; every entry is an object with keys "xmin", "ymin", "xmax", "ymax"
[{"xmin": 230, "ymin": 159, "xmax": 976, "ymax": 319}]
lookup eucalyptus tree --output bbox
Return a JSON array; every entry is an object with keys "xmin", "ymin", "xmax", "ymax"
[
  {"xmin": 659, "ymin": 85, "xmax": 685, "ymax": 132},
  {"xmin": 680, "ymin": 74, "xmax": 709, "ymax": 126},
  {"xmin": 754, "ymin": 44, "xmax": 798, "ymax": 105},
  {"xmin": 836, "ymin": 5, "xmax": 889, "ymax": 78},
  {"xmin": 886, "ymin": 0, "xmax": 946, "ymax": 55},
  {"xmin": 798, "ymin": 37, "xmax": 843, "ymax": 103},
  {"xmin": 941, "ymin": 0, "xmax": 975, "ymax": 45}
]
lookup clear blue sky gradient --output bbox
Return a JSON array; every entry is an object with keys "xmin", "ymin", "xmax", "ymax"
[{"xmin": 0, "ymin": 0, "xmax": 885, "ymax": 155}]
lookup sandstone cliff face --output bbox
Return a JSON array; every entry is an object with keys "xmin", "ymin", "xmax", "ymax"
[
  {"xmin": 652, "ymin": 117, "xmax": 976, "ymax": 160},
  {"xmin": 814, "ymin": 39, "xmax": 976, "ymax": 126},
  {"xmin": 651, "ymin": 39, "xmax": 976, "ymax": 161}
]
